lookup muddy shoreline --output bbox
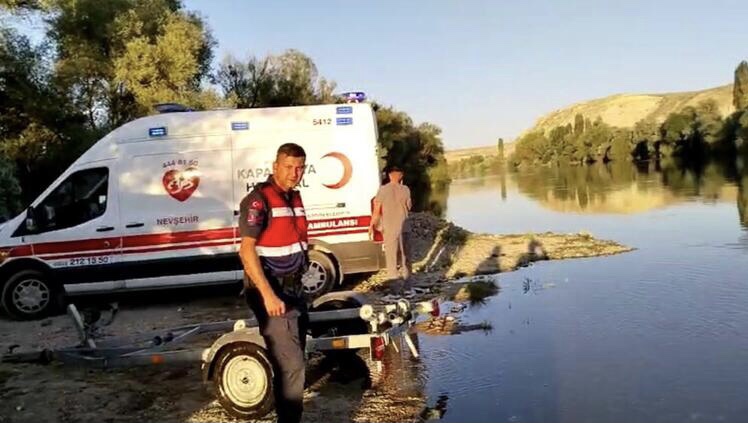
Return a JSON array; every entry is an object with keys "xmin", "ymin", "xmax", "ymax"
[{"xmin": 0, "ymin": 213, "xmax": 631, "ymax": 423}]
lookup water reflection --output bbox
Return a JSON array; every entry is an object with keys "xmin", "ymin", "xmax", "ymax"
[
  {"xmin": 424, "ymin": 158, "xmax": 748, "ymax": 423},
  {"xmin": 305, "ymin": 335, "xmax": 429, "ymax": 422},
  {"xmin": 738, "ymin": 173, "xmax": 748, "ymax": 227},
  {"xmin": 414, "ymin": 183, "xmax": 450, "ymax": 218},
  {"xmin": 508, "ymin": 160, "xmax": 748, "ymax": 228},
  {"xmin": 398, "ymin": 156, "xmax": 748, "ymax": 423}
]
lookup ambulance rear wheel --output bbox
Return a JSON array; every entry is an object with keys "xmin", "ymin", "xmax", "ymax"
[
  {"xmin": 1, "ymin": 270, "xmax": 60, "ymax": 320},
  {"xmin": 302, "ymin": 250, "xmax": 337, "ymax": 299}
]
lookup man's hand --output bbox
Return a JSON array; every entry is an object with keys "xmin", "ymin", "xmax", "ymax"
[
  {"xmin": 263, "ymin": 292, "xmax": 286, "ymax": 316},
  {"xmin": 368, "ymin": 224, "xmax": 374, "ymax": 240},
  {"xmin": 240, "ymin": 237, "xmax": 286, "ymax": 317}
]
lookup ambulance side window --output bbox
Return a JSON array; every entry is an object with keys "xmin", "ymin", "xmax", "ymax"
[{"xmin": 33, "ymin": 168, "xmax": 109, "ymax": 233}]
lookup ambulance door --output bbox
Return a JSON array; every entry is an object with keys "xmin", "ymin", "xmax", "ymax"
[
  {"xmin": 19, "ymin": 162, "xmax": 123, "ymax": 294},
  {"xmin": 118, "ymin": 136, "xmax": 236, "ymax": 289}
]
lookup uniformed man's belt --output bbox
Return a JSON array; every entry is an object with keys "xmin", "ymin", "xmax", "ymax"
[{"xmin": 278, "ymin": 274, "xmax": 298, "ymax": 287}]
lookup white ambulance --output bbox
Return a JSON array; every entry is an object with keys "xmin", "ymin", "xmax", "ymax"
[{"xmin": 0, "ymin": 103, "xmax": 385, "ymax": 319}]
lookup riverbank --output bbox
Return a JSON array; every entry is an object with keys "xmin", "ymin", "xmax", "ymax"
[{"xmin": 354, "ymin": 212, "xmax": 632, "ymax": 302}]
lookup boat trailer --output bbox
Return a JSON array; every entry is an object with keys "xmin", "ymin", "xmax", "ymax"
[{"xmin": 2, "ymin": 291, "xmax": 439, "ymax": 419}]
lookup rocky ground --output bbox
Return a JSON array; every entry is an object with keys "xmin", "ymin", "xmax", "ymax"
[{"xmin": 0, "ymin": 213, "xmax": 632, "ymax": 423}]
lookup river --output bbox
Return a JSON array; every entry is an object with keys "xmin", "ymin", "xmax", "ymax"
[{"xmin": 412, "ymin": 161, "xmax": 748, "ymax": 422}]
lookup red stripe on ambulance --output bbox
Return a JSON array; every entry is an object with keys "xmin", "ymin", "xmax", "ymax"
[{"xmin": 5, "ymin": 216, "xmax": 371, "ymax": 258}]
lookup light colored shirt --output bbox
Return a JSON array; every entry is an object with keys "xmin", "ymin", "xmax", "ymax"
[{"xmin": 375, "ymin": 182, "xmax": 412, "ymax": 234}]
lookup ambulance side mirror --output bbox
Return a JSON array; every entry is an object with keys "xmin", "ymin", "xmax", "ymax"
[{"xmin": 24, "ymin": 207, "xmax": 37, "ymax": 232}]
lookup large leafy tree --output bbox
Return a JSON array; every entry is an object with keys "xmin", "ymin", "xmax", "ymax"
[
  {"xmin": 112, "ymin": 1, "xmax": 220, "ymax": 116},
  {"xmin": 0, "ymin": 0, "xmax": 218, "ymax": 211},
  {"xmin": 374, "ymin": 105, "xmax": 448, "ymax": 211},
  {"xmin": 46, "ymin": 0, "xmax": 217, "ymax": 128},
  {"xmin": 0, "ymin": 27, "xmax": 86, "ymax": 206},
  {"xmin": 216, "ymin": 49, "xmax": 336, "ymax": 108}
]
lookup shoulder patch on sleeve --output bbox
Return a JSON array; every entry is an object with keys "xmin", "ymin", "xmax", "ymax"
[{"xmin": 245, "ymin": 192, "xmax": 266, "ymax": 226}]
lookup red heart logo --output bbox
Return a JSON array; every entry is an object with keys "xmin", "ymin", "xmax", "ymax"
[{"xmin": 162, "ymin": 167, "xmax": 200, "ymax": 202}]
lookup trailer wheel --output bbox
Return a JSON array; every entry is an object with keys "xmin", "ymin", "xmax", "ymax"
[
  {"xmin": 213, "ymin": 342, "xmax": 274, "ymax": 420},
  {"xmin": 1, "ymin": 270, "xmax": 60, "ymax": 320},
  {"xmin": 302, "ymin": 250, "xmax": 337, "ymax": 299}
]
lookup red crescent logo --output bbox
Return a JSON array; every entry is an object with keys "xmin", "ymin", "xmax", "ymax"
[{"xmin": 321, "ymin": 152, "xmax": 352, "ymax": 189}]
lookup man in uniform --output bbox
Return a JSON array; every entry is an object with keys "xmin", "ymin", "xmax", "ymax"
[
  {"xmin": 238, "ymin": 143, "xmax": 309, "ymax": 423},
  {"xmin": 370, "ymin": 164, "xmax": 413, "ymax": 285}
]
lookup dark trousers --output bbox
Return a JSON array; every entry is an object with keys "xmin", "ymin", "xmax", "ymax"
[{"xmin": 245, "ymin": 279, "xmax": 308, "ymax": 423}]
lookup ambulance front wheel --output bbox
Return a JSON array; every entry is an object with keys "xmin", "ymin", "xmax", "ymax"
[
  {"xmin": 302, "ymin": 250, "xmax": 337, "ymax": 299},
  {"xmin": 1, "ymin": 269, "xmax": 61, "ymax": 320}
]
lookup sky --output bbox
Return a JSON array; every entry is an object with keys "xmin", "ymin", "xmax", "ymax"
[{"xmin": 10, "ymin": 1, "xmax": 748, "ymax": 149}]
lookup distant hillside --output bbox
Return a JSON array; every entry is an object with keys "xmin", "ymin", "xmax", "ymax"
[
  {"xmin": 445, "ymin": 143, "xmax": 515, "ymax": 163},
  {"xmin": 526, "ymin": 84, "xmax": 735, "ymax": 135},
  {"xmin": 446, "ymin": 83, "xmax": 734, "ymax": 165}
]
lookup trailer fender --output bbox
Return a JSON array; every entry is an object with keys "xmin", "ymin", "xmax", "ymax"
[
  {"xmin": 311, "ymin": 290, "xmax": 369, "ymax": 310},
  {"xmin": 202, "ymin": 327, "xmax": 267, "ymax": 382}
]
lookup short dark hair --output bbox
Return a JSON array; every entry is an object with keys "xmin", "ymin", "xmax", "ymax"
[{"xmin": 276, "ymin": 143, "xmax": 306, "ymax": 159}]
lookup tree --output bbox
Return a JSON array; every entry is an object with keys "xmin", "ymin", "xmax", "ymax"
[
  {"xmin": 113, "ymin": 8, "xmax": 221, "ymax": 115},
  {"xmin": 0, "ymin": 158, "xmax": 22, "ymax": 220},
  {"xmin": 576, "ymin": 122, "xmax": 613, "ymax": 164},
  {"xmin": 45, "ymin": 0, "xmax": 216, "ymax": 128},
  {"xmin": 216, "ymin": 50, "xmax": 337, "ymax": 108},
  {"xmin": 734, "ymin": 60, "xmax": 748, "ymax": 110},
  {"xmin": 216, "ymin": 56, "xmax": 274, "ymax": 108},
  {"xmin": 547, "ymin": 124, "xmax": 571, "ymax": 162},
  {"xmin": 47, "ymin": 0, "xmax": 135, "ymax": 129},
  {"xmin": 497, "ymin": 138, "xmax": 504, "ymax": 158},
  {"xmin": 0, "ymin": 0, "xmax": 218, "ymax": 207},
  {"xmin": 0, "ymin": 27, "xmax": 87, "ymax": 203},
  {"xmin": 607, "ymin": 129, "xmax": 632, "ymax": 162},
  {"xmin": 693, "ymin": 100, "xmax": 724, "ymax": 148},
  {"xmin": 271, "ymin": 49, "xmax": 321, "ymax": 106},
  {"xmin": 374, "ymin": 104, "xmax": 449, "ymax": 211},
  {"xmin": 737, "ymin": 111, "xmax": 748, "ymax": 156},
  {"xmin": 632, "ymin": 118, "xmax": 659, "ymax": 160},
  {"xmin": 511, "ymin": 131, "xmax": 548, "ymax": 166},
  {"xmin": 0, "ymin": 0, "xmax": 51, "ymax": 15},
  {"xmin": 574, "ymin": 113, "xmax": 585, "ymax": 135},
  {"xmin": 660, "ymin": 110, "xmax": 696, "ymax": 157}
]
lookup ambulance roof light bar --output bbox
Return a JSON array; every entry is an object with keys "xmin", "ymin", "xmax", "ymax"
[
  {"xmin": 154, "ymin": 103, "xmax": 194, "ymax": 114},
  {"xmin": 339, "ymin": 92, "xmax": 366, "ymax": 104}
]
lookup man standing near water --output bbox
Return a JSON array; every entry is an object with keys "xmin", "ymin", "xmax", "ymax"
[
  {"xmin": 370, "ymin": 164, "xmax": 412, "ymax": 286},
  {"xmin": 239, "ymin": 143, "xmax": 309, "ymax": 423}
]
